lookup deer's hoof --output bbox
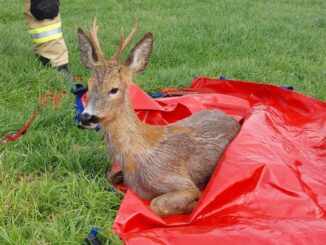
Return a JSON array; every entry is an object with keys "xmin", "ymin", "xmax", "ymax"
[
  {"xmin": 149, "ymin": 195, "xmax": 175, "ymax": 217},
  {"xmin": 106, "ymin": 169, "xmax": 124, "ymax": 184}
]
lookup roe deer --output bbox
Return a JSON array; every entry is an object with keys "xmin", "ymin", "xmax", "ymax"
[{"xmin": 78, "ymin": 19, "xmax": 240, "ymax": 217}]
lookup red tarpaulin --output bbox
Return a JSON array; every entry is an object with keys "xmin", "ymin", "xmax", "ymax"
[{"xmin": 110, "ymin": 78, "xmax": 326, "ymax": 244}]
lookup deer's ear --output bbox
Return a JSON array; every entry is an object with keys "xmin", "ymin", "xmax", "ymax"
[
  {"xmin": 125, "ymin": 33, "xmax": 153, "ymax": 74},
  {"xmin": 78, "ymin": 28, "xmax": 98, "ymax": 69}
]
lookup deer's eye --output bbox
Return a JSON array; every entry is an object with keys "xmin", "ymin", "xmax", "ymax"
[{"xmin": 109, "ymin": 88, "xmax": 119, "ymax": 94}]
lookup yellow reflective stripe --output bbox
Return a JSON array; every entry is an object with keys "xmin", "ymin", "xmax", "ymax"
[
  {"xmin": 32, "ymin": 33, "xmax": 63, "ymax": 44},
  {"xmin": 28, "ymin": 22, "xmax": 62, "ymax": 35},
  {"xmin": 31, "ymin": 26, "xmax": 61, "ymax": 39}
]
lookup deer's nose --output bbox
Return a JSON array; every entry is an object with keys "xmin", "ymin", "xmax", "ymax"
[{"xmin": 80, "ymin": 113, "xmax": 100, "ymax": 125}]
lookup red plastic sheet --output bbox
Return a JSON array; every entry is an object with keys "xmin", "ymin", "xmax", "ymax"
[{"xmin": 112, "ymin": 78, "xmax": 326, "ymax": 245}]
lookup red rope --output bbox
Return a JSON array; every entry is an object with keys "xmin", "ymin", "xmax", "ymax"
[
  {"xmin": 39, "ymin": 90, "xmax": 66, "ymax": 108},
  {"xmin": 72, "ymin": 76, "xmax": 84, "ymax": 81},
  {"xmin": 0, "ymin": 90, "xmax": 66, "ymax": 145}
]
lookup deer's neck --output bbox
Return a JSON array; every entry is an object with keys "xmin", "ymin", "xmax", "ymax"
[{"xmin": 101, "ymin": 96, "xmax": 164, "ymax": 169}]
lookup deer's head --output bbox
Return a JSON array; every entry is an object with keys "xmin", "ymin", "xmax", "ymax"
[{"xmin": 78, "ymin": 18, "xmax": 153, "ymax": 127}]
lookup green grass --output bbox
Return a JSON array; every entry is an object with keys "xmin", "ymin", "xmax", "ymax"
[{"xmin": 0, "ymin": 0, "xmax": 325, "ymax": 243}]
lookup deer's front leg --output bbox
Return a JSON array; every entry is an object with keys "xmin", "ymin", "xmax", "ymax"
[
  {"xmin": 106, "ymin": 168, "xmax": 124, "ymax": 184},
  {"xmin": 150, "ymin": 188, "xmax": 201, "ymax": 217}
]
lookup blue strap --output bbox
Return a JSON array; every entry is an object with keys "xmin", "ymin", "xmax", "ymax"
[
  {"xmin": 219, "ymin": 75, "xmax": 227, "ymax": 80},
  {"xmin": 85, "ymin": 228, "xmax": 102, "ymax": 245},
  {"xmin": 71, "ymin": 84, "xmax": 87, "ymax": 125},
  {"xmin": 150, "ymin": 92, "xmax": 166, "ymax": 98},
  {"xmin": 281, "ymin": 86, "xmax": 294, "ymax": 90},
  {"xmin": 70, "ymin": 83, "xmax": 101, "ymax": 131}
]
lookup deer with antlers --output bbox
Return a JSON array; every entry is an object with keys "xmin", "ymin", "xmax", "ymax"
[{"xmin": 78, "ymin": 19, "xmax": 240, "ymax": 217}]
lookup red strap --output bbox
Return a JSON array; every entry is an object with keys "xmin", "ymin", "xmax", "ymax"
[
  {"xmin": 1, "ymin": 107, "xmax": 41, "ymax": 144},
  {"xmin": 0, "ymin": 90, "xmax": 66, "ymax": 145},
  {"xmin": 39, "ymin": 90, "xmax": 66, "ymax": 108},
  {"xmin": 72, "ymin": 76, "xmax": 84, "ymax": 81}
]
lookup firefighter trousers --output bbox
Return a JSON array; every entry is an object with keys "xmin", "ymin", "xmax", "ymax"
[{"xmin": 24, "ymin": 0, "xmax": 69, "ymax": 68}]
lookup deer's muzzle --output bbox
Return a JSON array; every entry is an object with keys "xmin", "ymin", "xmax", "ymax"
[{"xmin": 80, "ymin": 112, "xmax": 100, "ymax": 125}]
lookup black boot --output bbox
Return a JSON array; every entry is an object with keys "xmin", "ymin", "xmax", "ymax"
[
  {"xmin": 57, "ymin": 64, "xmax": 69, "ymax": 74},
  {"xmin": 37, "ymin": 55, "xmax": 51, "ymax": 66},
  {"xmin": 57, "ymin": 64, "xmax": 75, "ymax": 84}
]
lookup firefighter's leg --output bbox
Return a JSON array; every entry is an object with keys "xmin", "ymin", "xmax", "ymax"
[{"xmin": 24, "ymin": 0, "xmax": 69, "ymax": 68}]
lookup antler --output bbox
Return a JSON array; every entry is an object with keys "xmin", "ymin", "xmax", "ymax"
[
  {"xmin": 110, "ymin": 18, "xmax": 138, "ymax": 62},
  {"xmin": 88, "ymin": 18, "xmax": 105, "ymax": 61}
]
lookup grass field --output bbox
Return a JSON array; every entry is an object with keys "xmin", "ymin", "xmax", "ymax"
[{"xmin": 0, "ymin": 0, "xmax": 325, "ymax": 244}]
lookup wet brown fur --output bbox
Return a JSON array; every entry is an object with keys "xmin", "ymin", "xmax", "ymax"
[{"xmin": 78, "ymin": 19, "xmax": 240, "ymax": 217}]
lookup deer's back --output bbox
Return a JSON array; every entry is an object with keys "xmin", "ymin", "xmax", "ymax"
[
  {"xmin": 131, "ymin": 109, "xmax": 240, "ymax": 199},
  {"xmin": 175, "ymin": 109, "xmax": 240, "ymax": 188}
]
